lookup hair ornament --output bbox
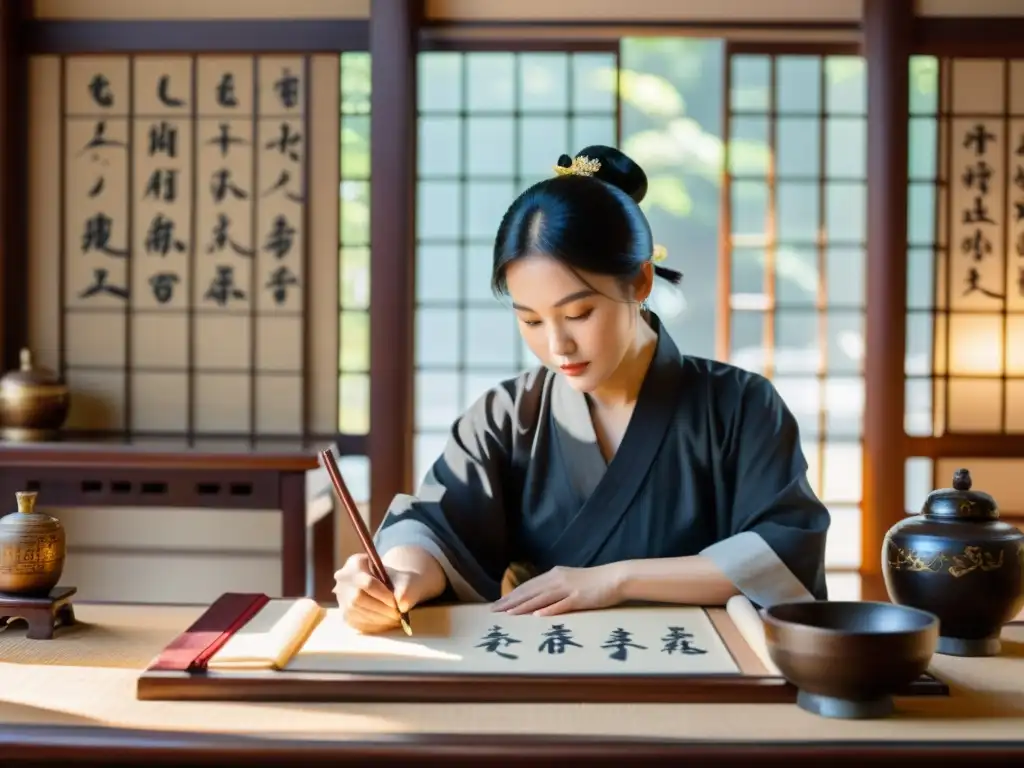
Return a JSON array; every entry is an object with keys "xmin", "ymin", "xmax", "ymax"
[
  {"xmin": 652, "ymin": 244, "xmax": 668, "ymax": 263},
  {"xmin": 553, "ymin": 154, "xmax": 602, "ymax": 178}
]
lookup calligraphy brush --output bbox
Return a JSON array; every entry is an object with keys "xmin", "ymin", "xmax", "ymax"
[{"xmin": 318, "ymin": 449, "xmax": 413, "ymax": 636}]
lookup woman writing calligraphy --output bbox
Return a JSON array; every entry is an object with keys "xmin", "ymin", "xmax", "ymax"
[{"xmin": 334, "ymin": 145, "xmax": 831, "ymax": 633}]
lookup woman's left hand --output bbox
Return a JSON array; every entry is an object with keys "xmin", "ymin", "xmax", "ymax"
[{"xmin": 490, "ymin": 564, "xmax": 626, "ymax": 616}]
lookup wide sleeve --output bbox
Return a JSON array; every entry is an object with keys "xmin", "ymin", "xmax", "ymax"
[
  {"xmin": 699, "ymin": 374, "xmax": 831, "ymax": 607},
  {"xmin": 372, "ymin": 382, "xmax": 521, "ymax": 604}
]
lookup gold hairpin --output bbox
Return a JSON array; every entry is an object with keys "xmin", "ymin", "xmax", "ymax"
[
  {"xmin": 553, "ymin": 155, "xmax": 601, "ymax": 178},
  {"xmin": 652, "ymin": 244, "xmax": 668, "ymax": 263}
]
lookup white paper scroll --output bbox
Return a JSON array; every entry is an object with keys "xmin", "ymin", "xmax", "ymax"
[
  {"xmin": 943, "ymin": 59, "xmax": 1024, "ymax": 433},
  {"xmin": 724, "ymin": 595, "xmax": 781, "ymax": 676},
  {"xmin": 283, "ymin": 603, "xmax": 740, "ymax": 677}
]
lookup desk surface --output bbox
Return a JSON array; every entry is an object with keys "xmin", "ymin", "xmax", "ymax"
[{"xmin": 1, "ymin": 602, "xmax": 1023, "ymax": 764}]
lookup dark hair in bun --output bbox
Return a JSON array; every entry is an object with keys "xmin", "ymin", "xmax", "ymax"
[{"xmin": 491, "ymin": 144, "xmax": 683, "ymax": 297}]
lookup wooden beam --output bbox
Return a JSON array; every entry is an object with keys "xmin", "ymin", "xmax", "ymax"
[
  {"xmin": 0, "ymin": 1, "xmax": 30, "ymax": 375},
  {"xmin": 912, "ymin": 16, "xmax": 1024, "ymax": 57},
  {"xmin": 906, "ymin": 435, "xmax": 1024, "ymax": 459},
  {"xmin": 24, "ymin": 19, "xmax": 369, "ymax": 54},
  {"xmin": 861, "ymin": 0, "xmax": 912, "ymax": 577},
  {"xmin": 368, "ymin": 0, "xmax": 420, "ymax": 530}
]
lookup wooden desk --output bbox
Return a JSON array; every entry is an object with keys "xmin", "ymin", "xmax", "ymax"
[
  {"xmin": 0, "ymin": 602, "xmax": 1022, "ymax": 766},
  {"xmin": 0, "ymin": 440, "xmax": 325, "ymax": 598}
]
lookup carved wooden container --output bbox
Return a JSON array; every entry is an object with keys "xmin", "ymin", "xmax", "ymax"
[
  {"xmin": 0, "ymin": 491, "xmax": 66, "ymax": 596},
  {"xmin": 0, "ymin": 348, "xmax": 70, "ymax": 442},
  {"xmin": 882, "ymin": 468, "xmax": 1024, "ymax": 657}
]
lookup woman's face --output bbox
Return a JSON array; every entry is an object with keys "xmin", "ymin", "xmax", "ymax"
[{"xmin": 504, "ymin": 253, "xmax": 650, "ymax": 393}]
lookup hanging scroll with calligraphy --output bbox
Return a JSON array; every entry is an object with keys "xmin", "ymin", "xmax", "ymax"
[
  {"xmin": 63, "ymin": 57, "xmax": 132, "ymax": 430},
  {"xmin": 939, "ymin": 59, "xmax": 1024, "ymax": 434},
  {"xmin": 194, "ymin": 56, "xmax": 257, "ymax": 433},
  {"xmin": 131, "ymin": 57, "xmax": 193, "ymax": 431},
  {"xmin": 255, "ymin": 56, "xmax": 305, "ymax": 435},
  {"xmin": 56, "ymin": 54, "xmax": 313, "ymax": 439}
]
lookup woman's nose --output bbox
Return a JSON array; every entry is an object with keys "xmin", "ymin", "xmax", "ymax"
[{"xmin": 548, "ymin": 330, "xmax": 576, "ymax": 358}]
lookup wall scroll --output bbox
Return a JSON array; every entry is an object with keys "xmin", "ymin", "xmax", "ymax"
[
  {"xmin": 61, "ymin": 55, "xmax": 309, "ymax": 438},
  {"xmin": 941, "ymin": 59, "xmax": 1024, "ymax": 434}
]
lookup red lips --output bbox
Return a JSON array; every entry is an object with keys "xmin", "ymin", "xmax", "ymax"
[{"xmin": 560, "ymin": 362, "xmax": 590, "ymax": 377}]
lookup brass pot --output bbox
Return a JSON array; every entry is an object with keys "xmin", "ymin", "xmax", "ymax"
[
  {"xmin": 0, "ymin": 348, "xmax": 70, "ymax": 441},
  {"xmin": 0, "ymin": 491, "xmax": 66, "ymax": 596}
]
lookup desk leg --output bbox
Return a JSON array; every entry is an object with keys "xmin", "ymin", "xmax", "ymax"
[{"xmin": 280, "ymin": 472, "xmax": 307, "ymax": 597}]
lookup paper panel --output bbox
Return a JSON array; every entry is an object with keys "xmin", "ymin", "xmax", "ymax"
[
  {"xmin": 64, "ymin": 310, "xmax": 125, "ymax": 367},
  {"xmin": 1007, "ymin": 380, "xmax": 1024, "ymax": 433},
  {"xmin": 131, "ymin": 116, "xmax": 193, "ymax": 310},
  {"xmin": 947, "ymin": 312, "xmax": 1003, "ymax": 375},
  {"xmin": 64, "ymin": 368, "xmax": 124, "ymax": 430},
  {"xmin": 308, "ymin": 54, "xmax": 340, "ymax": 435},
  {"xmin": 64, "ymin": 116, "xmax": 130, "ymax": 309},
  {"xmin": 948, "ymin": 118, "xmax": 1006, "ymax": 310},
  {"xmin": 64, "ymin": 56, "xmax": 129, "ymax": 116},
  {"xmin": 1008, "ymin": 314, "xmax": 1024, "ymax": 375},
  {"xmin": 194, "ymin": 372, "xmax": 250, "ymax": 433},
  {"xmin": 950, "ymin": 59, "xmax": 1004, "ymax": 115},
  {"xmin": 194, "ymin": 118, "xmax": 254, "ymax": 311},
  {"xmin": 133, "ymin": 56, "xmax": 192, "ymax": 117},
  {"xmin": 256, "ymin": 375, "xmax": 302, "ymax": 435},
  {"xmin": 194, "ymin": 314, "xmax": 250, "ymax": 370},
  {"xmin": 255, "ymin": 116, "xmax": 304, "ymax": 314},
  {"xmin": 130, "ymin": 372, "xmax": 189, "ymax": 431},
  {"xmin": 256, "ymin": 315, "xmax": 302, "ymax": 372},
  {"xmin": 935, "ymin": 458, "xmax": 1024, "ymax": 514},
  {"xmin": 1011, "ymin": 61, "xmax": 1024, "ymax": 116},
  {"xmin": 1008, "ymin": 118, "xmax": 1024, "ymax": 312},
  {"xmin": 286, "ymin": 604, "xmax": 739, "ymax": 677},
  {"xmin": 258, "ymin": 57, "xmax": 305, "ymax": 117},
  {"xmin": 947, "ymin": 377, "xmax": 1002, "ymax": 432},
  {"xmin": 131, "ymin": 313, "xmax": 187, "ymax": 368},
  {"xmin": 196, "ymin": 56, "xmax": 254, "ymax": 116}
]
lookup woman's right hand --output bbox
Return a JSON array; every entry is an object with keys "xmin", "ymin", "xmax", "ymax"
[{"xmin": 333, "ymin": 553, "xmax": 417, "ymax": 634}]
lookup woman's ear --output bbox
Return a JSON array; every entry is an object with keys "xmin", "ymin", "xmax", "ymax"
[{"xmin": 633, "ymin": 261, "xmax": 655, "ymax": 303}]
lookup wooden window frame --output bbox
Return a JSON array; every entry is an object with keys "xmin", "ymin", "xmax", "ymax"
[{"xmin": 721, "ymin": 40, "xmax": 864, "ymax": 573}]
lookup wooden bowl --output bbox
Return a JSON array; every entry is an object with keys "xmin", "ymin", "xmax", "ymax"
[{"xmin": 763, "ymin": 600, "xmax": 939, "ymax": 719}]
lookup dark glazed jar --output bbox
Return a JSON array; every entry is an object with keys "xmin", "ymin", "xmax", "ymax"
[{"xmin": 882, "ymin": 468, "xmax": 1024, "ymax": 657}]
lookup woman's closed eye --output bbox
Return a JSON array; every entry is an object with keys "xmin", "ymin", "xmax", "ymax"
[
  {"xmin": 567, "ymin": 308, "xmax": 593, "ymax": 322},
  {"xmin": 521, "ymin": 309, "xmax": 592, "ymax": 327}
]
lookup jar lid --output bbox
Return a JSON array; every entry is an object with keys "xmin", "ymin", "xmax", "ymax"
[
  {"xmin": 921, "ymin": 468, "xmax": 998, "ymax": 520},
  {"xmin": 0, "ymin": 348, "xmax": 60, "ymax": 387}
]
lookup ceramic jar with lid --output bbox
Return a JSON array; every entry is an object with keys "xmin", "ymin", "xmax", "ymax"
[
  {"xmin": 0, "ymin": 348, "xmax": 70, "ymax": 441},
  {"xmin": 882, "ymin": 468, "xmax": 1024, "ymax": 657},
  {"xmin": 0, "ymin": 491, "xmax": 66, "ymax": 596}
]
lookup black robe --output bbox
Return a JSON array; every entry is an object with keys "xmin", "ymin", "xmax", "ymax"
[{"xmin": 374, "ymin": 312, "xmax": 831, "ymax": 609}]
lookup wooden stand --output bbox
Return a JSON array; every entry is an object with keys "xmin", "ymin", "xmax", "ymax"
[{"xmin": 0, "ymin": 586, "xmax": 76, "ymax": 639}]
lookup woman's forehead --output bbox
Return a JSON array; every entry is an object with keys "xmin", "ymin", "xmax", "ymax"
[{"xmin": 505, "ymin": 255, "xmax": 613, "ymax": 305}]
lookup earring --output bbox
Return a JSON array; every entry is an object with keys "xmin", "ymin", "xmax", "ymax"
[{"xmin": 640, "ymin": 299, "xmax": 650, "ymax": 312}]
